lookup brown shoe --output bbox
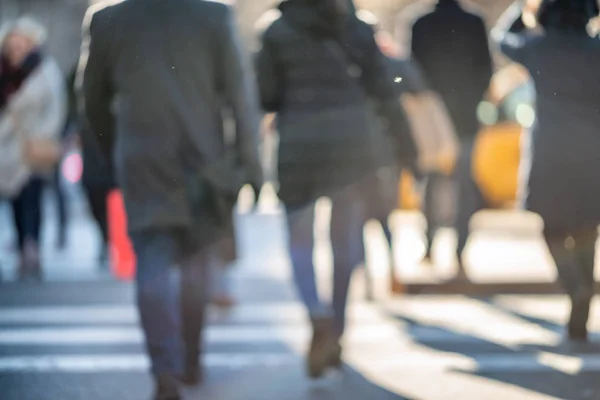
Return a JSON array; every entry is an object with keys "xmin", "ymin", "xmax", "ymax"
[{"xmin": 308, "ymin": 316, "xmax": 337, "ymax": 379}]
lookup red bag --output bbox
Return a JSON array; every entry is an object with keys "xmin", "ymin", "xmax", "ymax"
[{"xmin": 107, "ymin": 190, "xmax": 136, "ymax": 281}]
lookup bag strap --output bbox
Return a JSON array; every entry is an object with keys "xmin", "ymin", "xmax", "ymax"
[{"xmin": 321, "ymin": 39, "xmax": 363, "ymax": 81}]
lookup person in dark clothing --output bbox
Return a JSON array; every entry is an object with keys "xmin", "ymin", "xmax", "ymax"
[
  {"xmin": 356, "ymin": 14, "xmax": 429, "ymax": 294},
  {"xmin": 494, "ymin": 0, "xmax": 600, "ymax": 344},
  {"xmin": 65, "ymin": 67, "xmax": 114, "ymax": 266},
  {"xmin": 79, "ymin": 1, "xmax": 262, "ymax": 399},
  {"xmin": 257, "ymin": 0, "xmax": 418, "ymax": 379},
  {"xmin": 411, "ymin": 0, "xmax": 493, "ymax": 280}
]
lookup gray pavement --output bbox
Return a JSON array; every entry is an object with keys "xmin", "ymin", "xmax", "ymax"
[{"xmin": 2, "ymin": 185, "xmax": 600, "ymax": 399}]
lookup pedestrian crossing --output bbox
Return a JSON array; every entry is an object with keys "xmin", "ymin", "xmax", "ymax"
[{"xmin": 2, "ymin": 296, "xmax": 600, "ymax": 375}]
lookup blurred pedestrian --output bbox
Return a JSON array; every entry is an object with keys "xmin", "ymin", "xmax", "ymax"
[
  {"xmin": 494, "ymin": 0, "xmax": 600, "ymax": 343},
  {"xmin": 256, "ymin": 0, "xmax": 417, "ymax": 378},
  {"xmin": 411, "ymin": 0, "xmax": 493, "ymax": 281},
  {"xmin": 358, "ymin": 12, "xmax": 430, "ymax": 294},
  {"xmin": 79, "ymin": 1, "xmax": 262, "ymax": 399},
  {"xmin": 0, "ymin": 17, "xmax": 67, "ymax": 281}
]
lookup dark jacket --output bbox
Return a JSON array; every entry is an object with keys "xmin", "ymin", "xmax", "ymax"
[
  {"xmin": 499, "ymin": 28, "xmax": 600, "ymax": 237},
  {"xmin": 411, "ymin": 0, "xmax": 493, "ymax": 140},
  {"xmin": 256, "ymin": 0, "xmax": 417, "ymax": 210},
  {"xmin": 80, "ymin": 0, "xmax": 262, "ymax": 237},
  {"xmin": 65, "ymin": 68, "xmax": 114, "ymax": 190}
]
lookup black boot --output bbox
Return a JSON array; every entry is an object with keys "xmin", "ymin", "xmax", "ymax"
[
  {"xmin": 153, "ymin": 374, "xmax": 181, "ymax": 400},
  {"xmin": 180, "ymin": 349, "xmax": 202, "ymax": 386},
  {"xmin": 568, "ymin": 289, "xmax": 593, "ymax": 342},
  {"xmin": 308, "ymin": 316, "xmax": 337, "ymax": 379}
]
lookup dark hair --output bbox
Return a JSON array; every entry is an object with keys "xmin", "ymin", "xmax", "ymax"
[{"xmin": 537, "ymin": 0, "xmax": 599, "ymax": 31}]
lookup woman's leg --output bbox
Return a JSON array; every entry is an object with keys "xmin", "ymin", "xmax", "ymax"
[
  {"xmin": 330, "ymin": 189, "xmax": 366, "ymax": 338},
  {"xmin": 287, "ymin": 203, "xmax": 325, "ymax": 316},
  {"xmin": 10, "ymin": 188, "xmax": 26, "ymax": 253},
  {"xmin": 569, "ymin": 231, "xmax": 597, "ymax": 340},
  {"xmin": 545, "ymin": 230, "xmax": 596, "ymax": 341},
  {"xmin": 180, "ymin": 248, "xmax": 209, "ymax": 384},
  {"xmin": 287, "ymin": 202, "xmax": 333, "ymax": 378},
  {"xmin": 53, "ymin": 167, "xmax": 68, "ymax": 249}
]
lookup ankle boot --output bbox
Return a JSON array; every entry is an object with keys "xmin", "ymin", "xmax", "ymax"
[
  {"xmin": 180, "ymin": 349, "xmax": 202, "ymax": 386},
  {"xmin": 308, "ymin": 316, "xmax": 337, "ymax": 379},
  {"xmin": 154, "ymin": 374, "xmax": 181, "ymax": 400},
  {"xmin": 568, "ymin": 289, "xmax": 593, "ymax": 342}
]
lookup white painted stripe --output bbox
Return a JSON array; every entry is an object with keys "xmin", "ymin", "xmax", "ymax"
[
  {"xmin": 0, "ymin": 325, "xmax": 403, "ymax": 345},
  {"xmin": 0, "ymin": 303, "xmax": 384, "ymax": 325},
  {"xmin": 0, "ymin": 325, "xmax": 562, "ymax": 346},
  {"xmin": 1, "ymin": 353, "xmax": 600, "ymax": 373}
]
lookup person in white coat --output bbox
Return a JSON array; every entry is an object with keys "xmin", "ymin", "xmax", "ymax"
[{"xmin": 0, "ymin": 17, "xmax": 66, "ymax": 280}]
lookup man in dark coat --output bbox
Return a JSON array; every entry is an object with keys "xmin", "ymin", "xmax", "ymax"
[
  {"xmin": 79, "ymin": 1, "xmax": 262, "ymax": 398},
  {"xmin": 411, "ymin": 0, "xmax": 493, "ymax": 280}
]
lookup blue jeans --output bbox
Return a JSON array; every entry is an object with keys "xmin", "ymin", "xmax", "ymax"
[
  {"xmin": 287, "ymin": 186, "xmax": 366, "ymax": 337},
  {"xmin": 130, "ymin": 230, "xmax": 208, "ymax": 376}
]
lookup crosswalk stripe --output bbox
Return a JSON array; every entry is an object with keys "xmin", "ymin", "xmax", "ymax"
[
  {"xmin": 0, "ymin": 352, "xmax": 597, "ymax": 373},
  {"xmin": 0, "ymin": 303, "xmax": 384, "ymax": 325},
  {"xmin": 0, "ymin": 325, "xmax": 407, "ymax": 345},
  {"xmin": 0, "ymin": 324, "xmax": 567, "ymax": 346}
]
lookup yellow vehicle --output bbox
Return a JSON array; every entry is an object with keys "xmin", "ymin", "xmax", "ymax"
[{"xmin": 399, "ymin": 63, "xmax": 535, "ymax": 210}]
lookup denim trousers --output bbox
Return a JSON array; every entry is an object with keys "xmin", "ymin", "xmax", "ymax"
[
  {"xmin": 287, "ymin": 185, "xmax": 366, "ymax": 337},
  {"xmin": 130, "ymin": 229, "xmax": 208, "ymax": 376}
]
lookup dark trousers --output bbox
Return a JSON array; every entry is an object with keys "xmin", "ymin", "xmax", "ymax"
[
  {"xmin": 424, "ymin": 142, "xmax": 486, "ymax": 263},
  {"xmin": 52, "ymin": 167, "xmax": 68, "ymax": 245},
  {"xmin": 82, "ymin": 183, "xmax": 110, "ymax": 246},
  {"xmin": 130, "ymin": 229, "xmax": 208, "ymax": 376},
  {"xmin": 11, "ymin": 178, "xmax": 44, "ymax": 251},
  {"xmin": 545, "ymin": 230, "xmax": 597, "ymax": 337}
]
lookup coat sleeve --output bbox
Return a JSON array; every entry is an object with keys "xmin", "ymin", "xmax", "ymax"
[
  {"xmin": 217, "ymin": 6, "xmax": 263, "ymax": 189},
  {"xmin": 491, "ymin": 2, "xmax": 529, "ymax": 63},
  {"xmin": 35, "ymin": 63, "xmax": 67, "ymax": 141},
  {"xmin": 77, "ymin": 8, "xmax": 115, "ymax": 161},
  {"xmin": 359, "ymin": 27, "xmax": 419, "ymax": 169},
  {"xmin": 255, "ymin": 32, "xmax": 282, "ymax": 113}
]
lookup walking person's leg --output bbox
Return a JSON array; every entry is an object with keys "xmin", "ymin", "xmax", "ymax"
[
  {"xmin": 287, "ymin": 203, "xmax": 324, "ymax": 315},
  {"xmin": 180, "ymin": 248, "xmax": 209, "ymax": 385},
  {"xmin": 10, "ymin": 188, "xmax": 26, "ymax": 256},
  {"xmin": 570, "ymin": 230, "xmax": 597, "ymax": 341},
  {"xmin": 453, "ymin": 142, "xmax": 486, "ymax": 281},
  {"xmin": 330, "ymin": 190, "xmax": 366, "ymax": 342},
  {"xmin": 287, "ymin": 202, "xmax": 332, "ymax": 378},
  {"xmin": 423, "ymin": 173, "xmax": 439, "ymax": 263},
  {"xmin": 83, "ymin": 183, "xmax": 110, "ymax": 266},
  {"xmin": 545, "ymin": 231, "xmax": 588, "ymax": 342},
  {"xmin": 13, "ymin": 178, "xmax": 44, "ymax": 280},
  {"xmin": 53, "ymin": 167, "xmax": 68, "ymax": 249},
  {"xmin": 131, "ymin": 229, "xmax": 185, "ymax": 399}
]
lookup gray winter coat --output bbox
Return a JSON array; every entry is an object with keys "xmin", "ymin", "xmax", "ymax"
[
  {"xmin": 0, "ymin": 57, "xmax": 66, "ymax": 197},
  {"xmin": 500, "ymin": 30, "xmax": 600, "ymax": 236},
  {"xmin": 79, "ymin": 0, "xmax": 262, "ymax": 234}
]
